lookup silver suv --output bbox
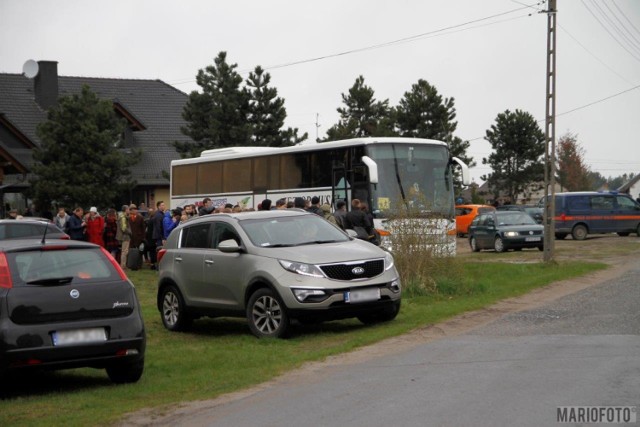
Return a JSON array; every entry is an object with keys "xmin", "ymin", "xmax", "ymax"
[{"xmin": 156, "ymin": 210, "xmax": 401, "ymax": 338}]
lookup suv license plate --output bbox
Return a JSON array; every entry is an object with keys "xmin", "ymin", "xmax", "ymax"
[
  {"xmin": 345, "ymin": 288, "xmax": 380, "ymax": 304},
  {"xmin": 525, "ymin": 237, "xmax": 541, "ymax": 242},
  {"xmin": 52, "ymin": 328, "xmax": 107, "ymax": 346}
]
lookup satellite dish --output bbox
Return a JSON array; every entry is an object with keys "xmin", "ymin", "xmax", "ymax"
[{"xmin": 23, "ymin": 59, "xmax": 39, "ymax": 79}]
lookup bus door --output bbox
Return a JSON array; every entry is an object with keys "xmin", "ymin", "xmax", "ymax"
[
  {"xmin": 351, "ymin": 163, "xmax": 371, "ymax": 211},
  {"xmin": 332, "ymin": 167, "xmax": 350, "ymax": 208}
]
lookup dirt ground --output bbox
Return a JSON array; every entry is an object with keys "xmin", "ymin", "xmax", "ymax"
[{"xmin": 120, "ymin": 234, "xmax": 640, "ymax": 426}]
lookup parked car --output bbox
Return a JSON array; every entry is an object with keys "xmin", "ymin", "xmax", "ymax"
[
  {"xmin": 157, "ymin": 210, "xmax": 401, "ymax": 338},
  {"xmin": 455, "ymin": 204, "xmax": 495, "ymax": 237},
  {"xmin": 496, "ymin": 205, "xmax": 544, "ymax": 224},
  {"xmin": 468, "ymin": 211, "xmax": 544, "ymax": 252},
  {"xmin": 0, "ymin": 239, "xmax": 145, "ymax": 384},
  {"xmin": 0, "ymin": 218, "xmax": 69, "ymax": 240},
  {"xmin": 539, "ymin": 191, "xmax": 640, "ymax": 240}
]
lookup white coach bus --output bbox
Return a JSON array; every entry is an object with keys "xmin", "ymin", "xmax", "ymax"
[{"xmin": 170, "ymin": 137, "xmax": 470, "ymax": 254}]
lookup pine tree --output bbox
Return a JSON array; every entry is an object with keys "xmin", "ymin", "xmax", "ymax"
[
  {"xmin": 481, "ymin": 109, "xmax": 545, "ymax": 202},
  {"xmin": 396, "ymin": 79, "xmax": 475, "ymax": 184},
  {"xmin": 324, "ymin": 76, "xmax": 394, "ymax": 141},
  {"xmin": 30, "ymin": 85, "xmax": 139, "ymax": 209},
  {"xmin": 246, "ymin": 66, "xmax": 306, "ymax": 147},
  {"xmin": 175, "ymin": 52, "xmax": 251, "ymax": 157}
]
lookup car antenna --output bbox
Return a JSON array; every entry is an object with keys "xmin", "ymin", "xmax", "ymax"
[{"xmin": 41, "ymin": 219, "xmax": 48, "ymax": 245}]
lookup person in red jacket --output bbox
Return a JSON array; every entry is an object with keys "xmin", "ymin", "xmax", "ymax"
[{"xmin": 85, "ymin": 206, "xmax": 105, "ymax": 246}]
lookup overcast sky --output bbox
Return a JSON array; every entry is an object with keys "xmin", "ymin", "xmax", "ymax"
[{"xmin": 1, "ymin": 0, "xmax": 639, "ymax": 185}]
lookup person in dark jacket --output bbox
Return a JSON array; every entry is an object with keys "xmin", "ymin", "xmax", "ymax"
[
  {"xmin": 152, "ymin": 201, "xmax": 166, "ymax": 247},
  {"xmin": 344, "ymin": 199, "xmax": 373, "ymax": 241},
  {"xmin": 305, "ymin": 196, "xmax": 323, "ymax": 216},
  {"xmin": 67, "ymin": 207, "xmax": 87, "ymax": 240}
]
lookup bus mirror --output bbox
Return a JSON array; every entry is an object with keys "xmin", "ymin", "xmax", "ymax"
[
  {"xmin": 451, "ymin": 157, "xmax": 471, "ymax": 186},
  {"xmin": 361, "ymin": 156, "xmax": 378, "ymax": 184}
]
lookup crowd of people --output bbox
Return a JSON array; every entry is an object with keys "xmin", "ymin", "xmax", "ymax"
[{"xmin": 4, "ymin": 196, "xmax": 380, "ymax": 270}]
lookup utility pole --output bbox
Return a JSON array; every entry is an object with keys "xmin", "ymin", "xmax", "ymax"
[
  {"xmin": 543, "ymin": 0, "xmax": 557, "ymax": 262},
  {"xmin": 315, "ymin": 113, "xmax": 321, "ymax": 142}
]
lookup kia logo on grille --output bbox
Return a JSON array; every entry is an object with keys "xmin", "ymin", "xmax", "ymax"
[
  {"xmin": 70, "ymin": 289, "xmax": 80, "ymax": 299},
  {"xmin": 352, "ymin": 267, "xmax": 365, "ymax": 275}
]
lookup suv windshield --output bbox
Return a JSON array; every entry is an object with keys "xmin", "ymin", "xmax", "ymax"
[{"xmin": 240, "ymin": 215, "xmax": 349, "ymax": 247}]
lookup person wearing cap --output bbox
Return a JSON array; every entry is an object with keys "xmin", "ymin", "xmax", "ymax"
[
  {"xmin": 85, "ymin": 206, "xmax": 105, "ymax": 246},
  {"xmin": 116, "ymin": 205, "xmax": 132, "ymax": 269}
]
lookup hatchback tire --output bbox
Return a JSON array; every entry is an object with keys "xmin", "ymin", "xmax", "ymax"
[
  {"xmin": 494, "ymin": 236, "xmax": 506, "ymax": 253},
  {"xmin": 247, "ymin": 288, "xmax": 289, "ymax": 338},
  {"xmin": 470, "ymin": 237, "xmax": 481, "ymax": 252},
  {"xmin": 106, "ymin": 358, "xmax": 144, "ymax": 384},
  {"xmin": 160, "ymin": 285, "xmax": 192, "ymax": 331}
]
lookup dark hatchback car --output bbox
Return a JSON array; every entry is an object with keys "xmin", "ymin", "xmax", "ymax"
[
  {"xmin": 0, "ymin": 218, "xmax": 69, "ymax": 240},
  {"xmin": 0, "ymin": 239, "xmax": 145, "ymax": 384},
  {"xmin": 469, "ymin": 211, "xmax": 544, "ymax": 252},
  {"xmin": 496, "ymin": 205, "xmax": 544, "ymax": 224}
]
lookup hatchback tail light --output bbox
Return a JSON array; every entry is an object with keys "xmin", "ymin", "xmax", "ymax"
[
  {"xmin": 0, "ymin": 252, "xmax": 13, "ymax": 289},
  {"xmin": 100, "ymin": 247, "xmax": 128, "ymax": 280}
]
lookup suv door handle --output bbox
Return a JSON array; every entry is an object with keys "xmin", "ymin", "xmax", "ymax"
[
  {"xmin": 175, "ymin": 257, "xmax": 182, "ymax": 262},
  {"xmin": 205, "ymin": 260, "xmax": 214, "ymax": 265}
]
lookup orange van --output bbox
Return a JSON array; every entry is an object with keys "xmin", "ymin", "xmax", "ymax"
[{"xmin": 455, "ymin": 204, "xmax": 495, "ymax": 237}]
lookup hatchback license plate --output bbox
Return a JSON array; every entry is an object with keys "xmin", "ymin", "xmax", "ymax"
[
  {"xmin": 345, "ymin": 288, "xmax": 380, "ymax": 303},
  {"xmin": 52, "ymin": 328, "xmax": 107, "ymax": 346},
  {"xmin": 525, "ymin": 237, "xmax": 541, "ymax": 242}
]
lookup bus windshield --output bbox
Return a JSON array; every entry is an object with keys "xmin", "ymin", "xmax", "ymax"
[{"xmin": 366, "ymin": 143, "xmax": 453, "ymax": 218}]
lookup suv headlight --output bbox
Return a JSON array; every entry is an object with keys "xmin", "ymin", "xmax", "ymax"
[
  {"xmin": 279, "ymin": 260, "xmax": 324, "ymax": 278},
  {"xmin": 384, "ymin": 251, "xmax": 395, "ymax": 271}
]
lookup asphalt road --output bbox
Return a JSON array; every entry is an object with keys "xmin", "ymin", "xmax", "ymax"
[{"xmin": 133, "ymin": 260, "xmax": 640, "ymax": 427}]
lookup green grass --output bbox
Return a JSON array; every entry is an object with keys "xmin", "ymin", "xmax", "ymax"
[{"xmin": 0, "ymin": 261, "xmax": 607, "ymax": 426}]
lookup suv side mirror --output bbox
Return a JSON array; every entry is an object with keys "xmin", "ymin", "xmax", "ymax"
[{"xmin": 218, "ymin": 239, "xmax": 241, "ymax": 253}]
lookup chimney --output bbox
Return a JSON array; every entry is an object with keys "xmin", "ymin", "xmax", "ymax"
[{"xmin": 34, "ymin": 60, "xmax": 59, "ymax": 110}]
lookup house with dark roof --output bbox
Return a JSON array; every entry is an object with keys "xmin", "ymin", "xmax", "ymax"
[{"xmin": 0, "ymin": 60, "xmax": 193, "ymax": 214}]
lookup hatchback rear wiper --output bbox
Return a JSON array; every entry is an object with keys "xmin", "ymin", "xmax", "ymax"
[{"xmin": 26, "ymin": 276, "xmax": 74, "ymax": 286}]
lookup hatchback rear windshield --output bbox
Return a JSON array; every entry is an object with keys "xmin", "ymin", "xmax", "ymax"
[
  {"xmin": 7, "ymin": 248, "xmax": 121, "ymax": 287},
  {"xmin": 0, "ymin": 222, "xmax": 62, "ymax": 240}
]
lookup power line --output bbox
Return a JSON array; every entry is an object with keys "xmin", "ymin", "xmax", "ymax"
[
  {"xmin": 167, "ymin": 3, "xmax": 543, "ymax": 86},
  {"xmin": 464, "ymin": 83, "xmax": 640, "ymax": 142},
  {"xmin": 581, "ymin": 0, "xmax": 640, "ymax": 62}
]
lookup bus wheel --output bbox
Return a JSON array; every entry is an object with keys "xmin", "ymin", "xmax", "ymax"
[{"xmin": 571, "ymin": 225, "xmax": 588, "ymax": 241}]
